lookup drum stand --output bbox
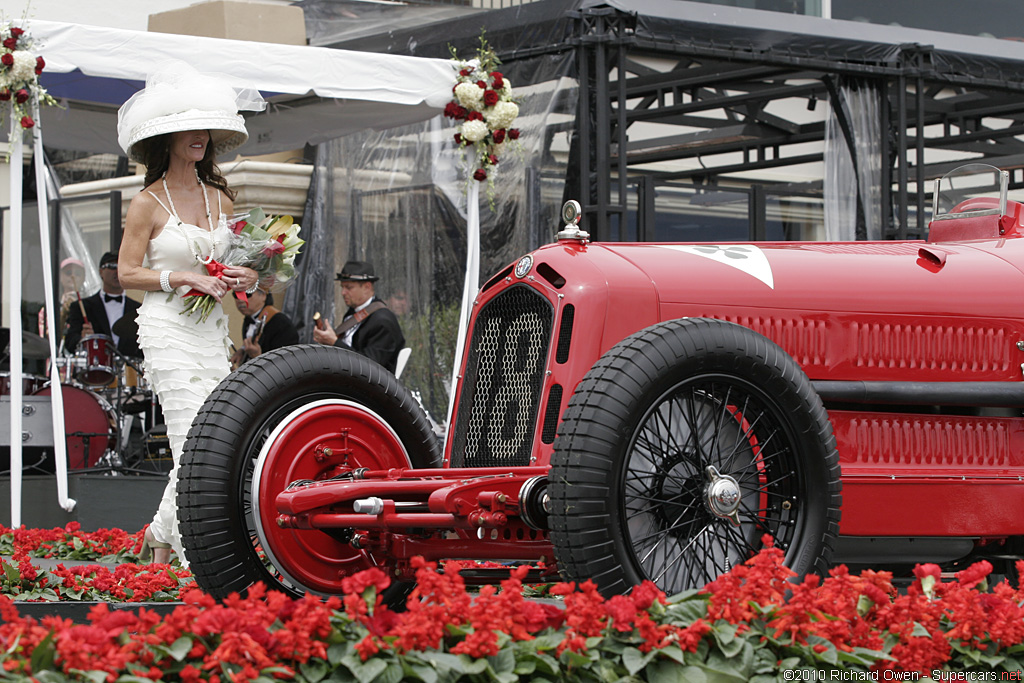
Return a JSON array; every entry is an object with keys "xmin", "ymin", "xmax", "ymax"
[{"xmin": 102, "ymin": 350, "xmax": 164, "ymax": 474}]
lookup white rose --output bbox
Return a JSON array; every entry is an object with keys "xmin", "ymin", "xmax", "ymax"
[
  {"xmin": 461, "ymin": 119, "xmax": 489, "ymax": 143},
  {"xmin": 485, "ymin": 101, "xmax": 519, "ymax": 131},
  {"xmin": 10, "ymin": 50, "xmax": 37, "ymax": 83},
  {"xmin": 454, "ymin": 81, "xmax": 484, "ymax": 109}
]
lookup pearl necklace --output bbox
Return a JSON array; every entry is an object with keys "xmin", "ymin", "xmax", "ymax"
[{"xmin": 162, "ymin": 170, "xmax": 215, "ymax": 265}]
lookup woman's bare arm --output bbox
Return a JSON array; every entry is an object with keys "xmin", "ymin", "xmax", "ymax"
[{"xmin": 118, "ymin": 190, "xmax": 231, "ymax": 300}]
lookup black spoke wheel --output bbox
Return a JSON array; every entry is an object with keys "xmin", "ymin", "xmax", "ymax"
[
  {"xmin": 177, "ymin": 344, "xmax": 441, "ymax": 600},
  {"xmin": 549, "ymin": 318, "xmax": 840, "ymax": 597}
]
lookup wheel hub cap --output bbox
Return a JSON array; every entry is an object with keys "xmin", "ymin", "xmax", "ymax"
[{"xmin": 705, "ymin": 465, "xmax": 741, "ymax": 527}]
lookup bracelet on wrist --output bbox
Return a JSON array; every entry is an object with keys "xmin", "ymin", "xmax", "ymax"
[
  {"xmin": 160, "ymin": 270, "xmax": 173, "ymax": 293},
  {"xmin": 245, "ymin": 280, "xmax": 259, "ymax": 295}
]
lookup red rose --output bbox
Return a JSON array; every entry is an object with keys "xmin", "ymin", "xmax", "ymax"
[
  {"xmin": 467, "ymin": 110, "xmax": 483, "ymax": 122},
  {"xmin": 491, "ymin": 71, "xmax": 504, "ymax": 81},
  {"xmin": 508, "ymin": 128, "xmax": 520, "ymax": 140},
  {"xmin": 35, "ymin": 56, "xmax": 44, "ymax": 75},
  {"xmin": 3, "ymin": 37, "xmax": 17, "ymax": 50},
  {"xmin": 483, "ymin": 90, "xmax": 499, "ymax": 107},
  {"xmin": 444, "ymin": 102, "xmax": 461, "ymax": 119},
  {"xmin": 0, "ymin": 89, "xmax": 9, "ymax": 101},
  {"xmin": 454, "ymin": 133, "xmax": 463, "ymax": 145},
  {"xmin": 10, "ymin": 27, "xmax": 24, "ymax": 37},
  {"xmin": 493, "ymin": 129, "xmax": 506, "ymax": 143},
  {"xmin": 231, "ymin": 220, "xmax": 247, "ymax": 235},
  {"xmin": 20, "ymin": 115, "xmax": 34, "ymax": 129},
  {"xmin": 476, "ymin": 80, "xmax": 487, "ymax": 89},
  {"xmin": 459, "ymin": 68, "xmax": 472, "ymax": 77},
  {"xmin": 488, "ymin": 154, "xmax": 498, "ymax": 165},
  {"xmin": 262, "ymin": 240, "xmax": 285, "ymax": 257},
  {"xmin": 492, "ymin": 76, "xmax": 504, "ymax": 90},
  {"xmin": 14, "ymin": 89, "xmax": 28, "ymax": 104},
  {"xmin": 473, "ymin": 168, "xmax": 487, "ymax": 181},
  {"xmin": 1, "ymin": 53, "xmax": 13, "ymax": 66}
]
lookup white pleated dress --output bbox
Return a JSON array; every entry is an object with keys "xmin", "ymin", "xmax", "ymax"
[{"xmin": 140, "ymin": 191, "xmax": 232, "ymax": 566}]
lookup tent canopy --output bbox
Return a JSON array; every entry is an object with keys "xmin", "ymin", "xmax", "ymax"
[{"xmin": 30, "ymin": 19, "xmax": 456, "ymax": 157}]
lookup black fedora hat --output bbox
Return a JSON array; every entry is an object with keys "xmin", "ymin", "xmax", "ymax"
[{"xmin": 336, "ymin": 261, "xmax": 379, "ymax": 282}]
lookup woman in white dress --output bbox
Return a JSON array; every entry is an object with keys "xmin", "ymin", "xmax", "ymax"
[{"xmin": 116, "ymin": 62, "xmax": 266, "ymax": 565}]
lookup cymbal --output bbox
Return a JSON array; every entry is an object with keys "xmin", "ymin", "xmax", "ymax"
[
  {"xmin": 20, "ymin": 330, "xmax": 50, "ymax": 359},
  {"xmin": 112, "ymin": 314, "xmax": 139, "ymax": 341}
]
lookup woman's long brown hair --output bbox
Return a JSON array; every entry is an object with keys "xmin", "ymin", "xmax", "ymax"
[{"xmin": 136, "ymin": 132, "xmax": 236, "ymax": 200}]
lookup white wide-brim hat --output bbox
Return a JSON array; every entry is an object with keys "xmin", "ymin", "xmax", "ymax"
[{"xmin": 117, "ymin": 60, "xmax": 266, "ymax": 163}]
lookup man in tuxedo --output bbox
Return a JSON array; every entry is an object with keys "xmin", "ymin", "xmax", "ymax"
[
  {"xmin": 230, "ymin": 287, "xmax": 299, "ymax": 368},
  {"xmin": 64, "ymin": 252, "xmax": 143, "ymax": 359},
  {"xmin": 312, "ymin": 260, "xmax": 405, "ymax": 373}
]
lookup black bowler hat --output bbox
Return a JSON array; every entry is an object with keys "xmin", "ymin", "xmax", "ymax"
[
  {"xmin": 99, "ymin": 252, "xmax": 118, "ymax": 269},
  {"xmin": 336, "ymin": 261, "xmax": 379, "ymax": 282}
]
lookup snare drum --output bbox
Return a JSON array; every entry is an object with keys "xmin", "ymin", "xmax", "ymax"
[
  {"xmin": 78, "ymin": 334, "xmax": 116, "ymax": 386},
  {"xmin": 0, "ymin": 372, "xmax": 46, "ymax": 396}
]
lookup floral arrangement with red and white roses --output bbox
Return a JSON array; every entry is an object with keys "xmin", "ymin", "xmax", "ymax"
[
  {"xmin": 5, "ymin": 526, "xmax": 1024, "ymax": 679},
  {"xmin": 0, "ymin": 18, "xmax": 57, "ymax": 134},
  {"xmin": 445, "ymin": 34, "xmax": 521, "ymax": 192},
  {"xmin": 182, "ymin": 208, "xmax": 304, "ymax": 321}
]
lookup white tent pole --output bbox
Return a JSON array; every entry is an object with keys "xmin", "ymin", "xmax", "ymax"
[
  {"xmin": 444, "ymin": 181, "xmax": 480, "ymax": 447},
  {"xmin": 7, "ymin": 114, "xmax": 24, "ymax": 528},
  {"xmin": 33, "ymin": 100, "xmax": 75, "ymax": 513}
]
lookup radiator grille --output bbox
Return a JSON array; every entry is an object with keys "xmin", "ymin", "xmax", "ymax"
[{"xmin": 450, "ymin": 285, "xmax": 554, "ymax": 467}]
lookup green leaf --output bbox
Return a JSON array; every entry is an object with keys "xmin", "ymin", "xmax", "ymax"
[
  {"xmin": 622, "ymin": 646, "xmax": 656, "ymax": 676},
  {"xmin": 30, "ymin": 630, "xmax": 56, "ymax": 673},
  {"xmin": 401, "ymin": 662, "xmax": 438, "ymax": 683},
  {"xmin": 328, "ymin": 642, "xmax": 352, "ymax": 666},
  {"xmin": 340, "ymin": 653, "xmax": 387, "ymax": 683},
  {"xmin": 711, "ymin": 623, "xmax": 745, "ymax": 658},
  {"xmin": 911, "ymin": 622, "xmax": 932, "ymax": 638},
  {"xmin": 487, "ymin": 647, "xmax": 515, "ymax": 674},
  {"xmin": 371, "ymin": 661, "xmax": 403, "ymax": 683},
  {"xmin": 421, "ymin": 652, "xmax": 465, "ymax": 675},
  {"xmin": 456, "ymin": 654, "xmax": 488, "ymax": 675},
  {"xmin": 2, "ymin": 559, "xmax": 20, "ymax": 583},
  {"xmin": 166, "ymin": 636, "xmax": 193, "ymax": 662},
  {"xmin": 647, "ymin": 660, "xmax": 701, "ymax": 683},
  {"xmin": 75, "ymin": 670, "xmax": 109, "ymax": 683},
  {"xmin": 300, "ymin": 658, "xmax": 330, "ymax": 683}
]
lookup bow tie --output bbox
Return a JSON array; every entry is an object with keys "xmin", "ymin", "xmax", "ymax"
[{"xmin": 104, "ymin": 294, "xmax": 123, "ymax": 303}]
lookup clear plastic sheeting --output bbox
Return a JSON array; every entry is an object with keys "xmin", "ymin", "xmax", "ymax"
[
  {"xmin": 294, "ymin": 51, "xmax": 576, "ymax": 424},
  {"xmin": 281, "ymin": 143, "xmax": 337, "ymax": 345},
  {"xmin": 823, "ymin": 78, "xmax": 882, "ymax": 241}
]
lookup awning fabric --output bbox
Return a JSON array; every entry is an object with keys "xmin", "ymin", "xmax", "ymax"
[{"xmin": 30, "ymin": 19, "xmax": 456, "ymax": 156}]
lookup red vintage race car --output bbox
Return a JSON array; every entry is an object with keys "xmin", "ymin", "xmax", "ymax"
[{"xmin": 177, "ymin": 163, "xmax": 1024, "ymax": 601}]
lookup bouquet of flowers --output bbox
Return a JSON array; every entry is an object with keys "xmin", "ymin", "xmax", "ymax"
[
  {"xmin": 181, "ymin": 207, "xmax": 304, "ymax": 321},
  {"xmin": 445, "ymin": 33, "xmax": 521, "ymax": 196},
  {"xmin": 0, "ymin": 18, "xmax": 58, "ymax": 136}
]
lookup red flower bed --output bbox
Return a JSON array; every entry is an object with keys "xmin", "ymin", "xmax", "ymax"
[
  {"xmin": 3, "ymin": 534, "xmax": 1024, "ymax": 679},
  {"xmin": 1, "ymin": 523, "xmax": 194, "ymax": 601}
]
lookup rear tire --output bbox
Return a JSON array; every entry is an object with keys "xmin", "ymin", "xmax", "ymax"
[
  {"xmin": 178, "ymin": 344, "xmax": 441, "ymax": 600},
  {"xmin": 549, "ymin": 318, "xmax": 841, "ymax": 597}
]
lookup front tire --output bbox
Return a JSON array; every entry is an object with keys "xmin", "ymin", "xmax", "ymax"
[
  {"xmin": 549, "ymin": 318, "xmax": 841, "ymax": 597},
  {"xmin": 178, "ymin": 344, "xmax": 441, "ymax": 599}
]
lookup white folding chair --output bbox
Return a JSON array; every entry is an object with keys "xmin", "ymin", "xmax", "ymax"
[{"xmin": 395, "ymin": 347, "xmax": 412, "ymax": 378}]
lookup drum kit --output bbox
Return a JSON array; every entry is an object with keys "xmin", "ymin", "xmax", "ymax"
[{"xmin": 1, "ymin": 329, "xmax": 163, "ymax": 474}]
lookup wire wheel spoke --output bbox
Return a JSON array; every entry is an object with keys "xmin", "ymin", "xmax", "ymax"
[{"xmin": 623, "ymin": 375, "xmax": 802, "ymax": 594}]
